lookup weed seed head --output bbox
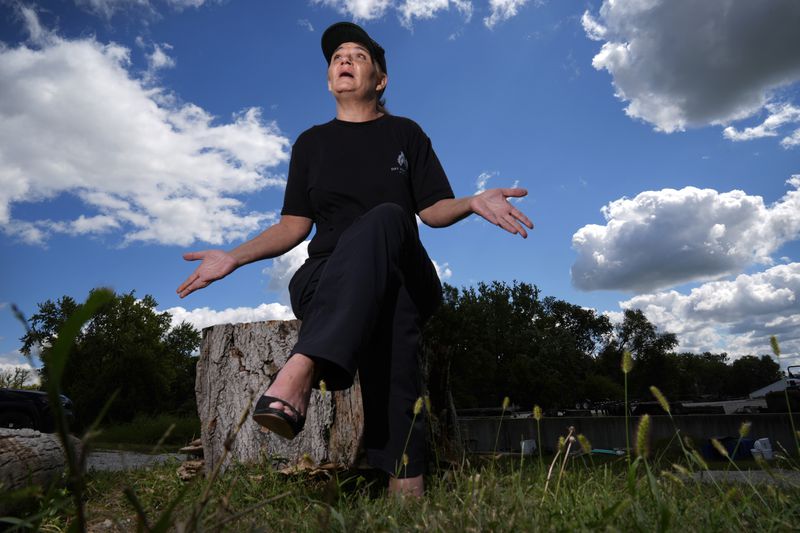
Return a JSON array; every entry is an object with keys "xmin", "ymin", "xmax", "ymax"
[
  {"xmin": 635, "ymin": 414, "xmax": 651, "ymax": 458},
  {"xmin": 558, "ymin": 436, "xmax": 566, "ymax": 453},
  {"xmin": 413, "ymin": 397, "xmax": 424, "ymax": 415},
  {"xmin": 577, "ymin": 434, "xmax": 592, "ymax": 454},
  {"xmin": 672, "ymin": 464, "xmax": 689, "ymax": 477},
  {"xmin": 402, "ymin": 453, "xmax": 409, "ymax": 466},
  {"xmin": 711, "ymin": 438, "xmax": 729, "ymax": 458},
  {"xmin": 739, "ymin": 421, "xmax": 752, "ymax": 438},
  {"xmin": 622, "ymin": 350, "xmax": 633, "ymax": 374},
  {"xmin": 649, "ymin": 386, "xmax": 670, "ymax": 414},
  {"xmin": 502, "ymin": 396, "xmax": 510, "ymax": 410},
  {"xmin": 533, "ymin": 405, "xmax": 542, "ymax": 421},
  {"xmin": 319, "ymin": 380, "xmax": 327, "ymax": 394},
  {"xmin": 770, "ymin": 335, "xmax": 780, "ymax": 357}
]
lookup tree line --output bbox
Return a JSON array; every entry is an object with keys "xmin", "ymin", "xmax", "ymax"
[
  {"xmin": 19, "ymin": 283, "xmax": 782, "ymax": 425},
  {"xmin": 424, "ymin": 281, "xmax": 782, "ymax": 410}
]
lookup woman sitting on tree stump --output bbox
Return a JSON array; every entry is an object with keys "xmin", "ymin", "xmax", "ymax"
[{"xmin": 177, "ymin": 21, "xmax": 533, "ymax": 497}]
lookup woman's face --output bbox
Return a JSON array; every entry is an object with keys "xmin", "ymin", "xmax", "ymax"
[{"xmin": 327, "ymin": 42, "xmax": 387, "ymax": 102}]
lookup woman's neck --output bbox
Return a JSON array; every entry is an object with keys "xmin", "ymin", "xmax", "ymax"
[{"xmin": 335, "ymin": 98, "xmax": 382, "ymax": 123}]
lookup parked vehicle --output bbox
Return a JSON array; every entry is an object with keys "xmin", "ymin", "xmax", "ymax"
[{"xmin": 0, "ymin": 388, "xmax": 74, "ymax": 432}]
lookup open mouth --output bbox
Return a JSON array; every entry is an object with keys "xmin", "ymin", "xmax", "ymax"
[{"xmin": 339, "ymin": 72, "xmax": 354, "ymax": 78}]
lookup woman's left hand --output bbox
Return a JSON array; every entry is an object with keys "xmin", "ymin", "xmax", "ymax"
[{"xmin": 470, "ymin": 187, "xmax": 534, "ymax": 238}]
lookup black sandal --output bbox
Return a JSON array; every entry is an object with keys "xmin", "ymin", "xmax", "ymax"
[{"xmin": 252, "ymin": 395, "xmax": 306, "ymax": 439}]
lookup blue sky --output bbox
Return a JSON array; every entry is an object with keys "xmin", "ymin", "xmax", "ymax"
[{"xmin": 2, "ymin": 0, "xmax": 800, "ymax": 381}]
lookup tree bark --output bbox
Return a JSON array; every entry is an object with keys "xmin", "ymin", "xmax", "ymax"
[
  {"xmin": 0, "ymin": 428, "xmax": 80, "ymax": 511},
  {"xmin": 196, "ymin": 319, "xmax": 461, "ymax": 474}
]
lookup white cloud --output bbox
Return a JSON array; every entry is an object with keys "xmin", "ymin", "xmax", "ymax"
[
  {"xmin": 484, "ymin": 0, "xmax": 529, "ymax": 29},
  {"xmin": 313, "ymin": 0, "xmax": 472, "ymax": 25},
  {"xmin": 474, "ymin": 171, "xmax": 496, "ymax": 194},
  {"xmin": 313, "ymin": 0, "xmax": 393, "ymax": 20},
  {"xmin": 399, "ymin": 0, "xmax": 472, "ymax": 27},
  {"xmin": 0, "ymin": 10, "xmax": 290, "ymax": 246},
  {"xmin": 262, "ymin": 241, "xmax": 311, "ymax": 298},
  {"xmin": 298, "ymin": 19, "xmax": 315, "ymax": 32},
  {"xmin": 147, "ymin": 43, "xmax": 175, "ymax": 71},
  {"xmin": 617, "ymin": 263, "xmax": 800, "ymax": 364},
  {"xmin": 75, "ymin": 0, "xmax": 211, "ymax": 18},
  {"xmin": 782, "ymin": 129, "xmax": 800, "ymax": 149},
  {"xmin": 75, "ymin": 0, "xmax": 152, "ymax": 18},
  {"xmin": 0, "ymin": 362, "xmax": 40, "ymax": 386},
  {"xmin": 432, "ymin": 259, "xmax": 453, "ymax": 280},
  {"xmin": 723, "ymin": 103, "xmax": 800, "ymax": 144},
  {"xmin": 582, "ymin": 0, "xmax": 800, "ymax": 140},
  {"xmin": 572, "ymin": 177, "xmax": 800, "ymax": 292},
  {"xmin": 164, "ymin": 303, "xmax": 295, "ymax": 331}
]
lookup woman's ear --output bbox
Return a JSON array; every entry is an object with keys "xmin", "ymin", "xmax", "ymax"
[{"xmin": 376, "ymin": 73, "xmax": 388, "ymax": 92}]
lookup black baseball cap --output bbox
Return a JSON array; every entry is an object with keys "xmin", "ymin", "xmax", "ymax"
[{"xmin": 321, "ymin": 22, "xmax": 387, "ymax": 74}]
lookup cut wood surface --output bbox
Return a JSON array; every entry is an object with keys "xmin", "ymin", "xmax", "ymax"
[{"xmin": 196, "ymin": 320, "xmax": 364, "ymax": 473}]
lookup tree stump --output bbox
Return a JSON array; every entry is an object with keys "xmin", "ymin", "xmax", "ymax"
[
  {"xmin": 0, "ymin": 428, "xmax": 80, "ymax": 512},
  {"xmin": 196, "ymin": 320, "xmax": 364, "ymax": 474},
  {"xmin": 197, "ymin": 320, "xmax": 462, "ymax": 474}
]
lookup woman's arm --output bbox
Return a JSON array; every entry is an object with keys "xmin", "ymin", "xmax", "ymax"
[
  {"xmin": 176, "ymin": 215, "xmax": 313, "ymax": 298},
  {"xmin": 418, "ymin": 187, "xmax": 533, "ymax": 238}
]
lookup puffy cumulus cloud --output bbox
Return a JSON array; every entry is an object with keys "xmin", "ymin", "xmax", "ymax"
[
  {"xmin": 263, "ymin": 241, "xmax": 310, "ymax": 297},
  {"xmin": 723, "ymin": 103, "xmax": 800, "ymax": 147},
  {"xmin": 313, "ymin": 0, "xmax": 393, "ymax": 20},
  {"xmin": 164, "ymin": 303, "xmax": 295, "ymax": 331},
  {"xmin": 618, "ymin": 263, "xmax": 800, "ymax": 363},
  {"xmin": 432, "ymin": 259, "xmax": 452, "ymax": 280},
  {"xmin": 312, "ymin": 0, "xmax": 472, "ymax": 26},
  {"xmin": 484, "ymin": 0, "xmax": 531, "ymax": 29},
  {"xmin": 582, "ymin": 0, "xmax": 800, "ymax": 140},
  {"xmin": 0, "ymin": 10, "xmax": 290, "ymax": 246},
  {"xmin": 572, "ymin": 177, "xmax": 800, "ymax": 292}
]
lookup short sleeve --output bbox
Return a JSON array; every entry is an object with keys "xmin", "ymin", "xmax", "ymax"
[
  {"xmin": 407, "ymin": 122, "xmax": 455, "ymax": 212},
  {"xmin": 281, "ymin": 133, "xmax": 314, "ymax": 219}
]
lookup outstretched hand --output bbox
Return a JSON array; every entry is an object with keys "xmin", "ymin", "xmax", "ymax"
[
  {"xmin": 470, "ymin": 187, "xmax": 534, "ymax": 238},
  {"xmin": 176, "ymin": 250, "xmax": 238, "ymax": 298}
]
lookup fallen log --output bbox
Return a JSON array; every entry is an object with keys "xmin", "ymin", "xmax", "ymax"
[{"xmin": 0, "ymin": 428, "xmax": 80, "ymax": 512}]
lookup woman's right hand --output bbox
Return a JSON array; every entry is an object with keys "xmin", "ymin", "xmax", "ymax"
[{"xmin": 176, "ymin": 250, "xmax": 239, "ymax": 298}]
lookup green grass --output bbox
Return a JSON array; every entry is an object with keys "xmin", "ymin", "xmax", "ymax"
[
  {"xmin": 17, "ymin": 453, "xmax": 800, "ymax": 532},
  {"xmin": 93, "ymin": 413, "xmax": 201, "ymax": 451}
]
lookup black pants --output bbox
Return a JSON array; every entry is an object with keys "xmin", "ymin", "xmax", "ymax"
[{"xmin": 288, "ymin": 203, "xmax": 442, "ymax": 478}]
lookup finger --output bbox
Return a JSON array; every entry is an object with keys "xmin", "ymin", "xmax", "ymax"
[
  {"xmin": 183, "ymin": 251, "xmax": 207, "ymax": 261},
  {"xmin": 501, "ymin": 187, "xmax": 528, "ymax": 198},
  {"xmin": 503, "ymin": 215, "xmax": 528, "ymax": 238},
  {"xmin": 511, "ymin": 208, "xmax": 534, "ymax": 229},
  {"xmin": 497, "ymin": 216, "xmax": 519, "ymax": 235},
  {"xmin": 178, "ymin": 278, "xmax": 207, "ymax": 299},
  {"xmin": 177, "ymin": 273, "xmax": 199, "ymax": 294}
]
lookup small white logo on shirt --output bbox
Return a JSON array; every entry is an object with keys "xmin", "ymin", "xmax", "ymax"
[{"xmin": 391, "ymin": 151, "xmax": 408, "ymax": 174}]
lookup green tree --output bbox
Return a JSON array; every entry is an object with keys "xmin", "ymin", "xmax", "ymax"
[
  {"xmin": 726, "ymin": 354, "xmax": 783, "ymax": 397},
  {"xmin": 425, "ymin": 281, "xmax": 612, "ymax": 410},
  {"xmin": 20, "ymin": 290, "xmax": 200, "ymax": 425}
]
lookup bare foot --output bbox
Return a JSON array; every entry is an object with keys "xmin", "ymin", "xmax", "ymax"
[
  {"xmin": 263, "ymin": 353, "xmax": 315, "ymax": 419},
  {"xmin": 388, "ymin": 475, "xmax": 424, "ymax": 498}
]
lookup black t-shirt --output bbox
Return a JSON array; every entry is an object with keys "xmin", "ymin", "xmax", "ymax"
[{"xmin": 282, "ymin": 114, "xmax": 454, "ymax": 258}]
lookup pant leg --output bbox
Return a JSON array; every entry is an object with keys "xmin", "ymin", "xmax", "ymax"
[
  {"xmin": 290, "ymin": 202, "xmax": 441, "ymax": 390},
  {"xmin": 359, "ymin": 284, "xmax": 428, "ymax": 478}
]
